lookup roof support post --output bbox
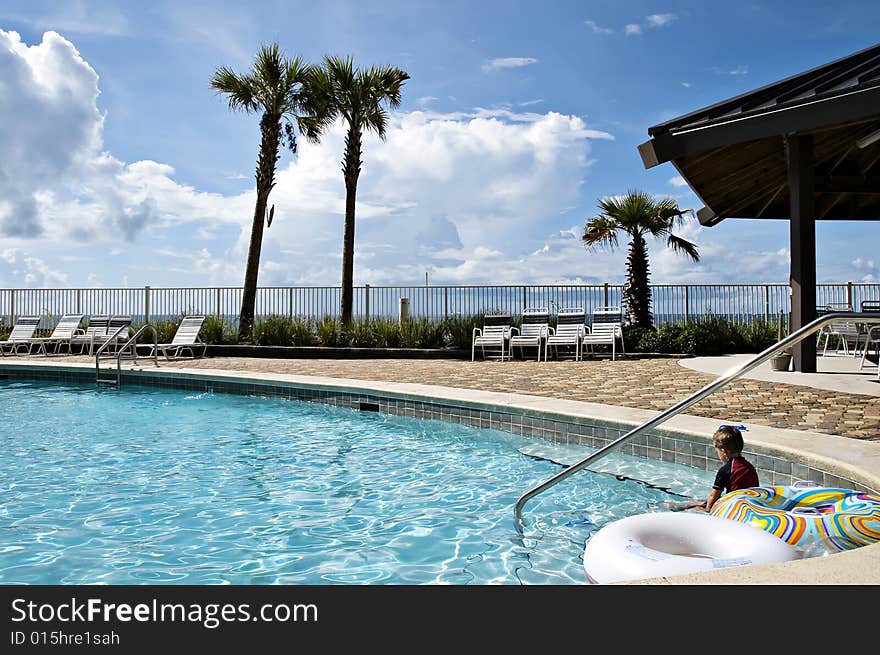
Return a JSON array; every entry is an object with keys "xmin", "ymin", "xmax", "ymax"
[{"xmin": 787, "ymin": 133, "xmax": 817, "ymax": 373}]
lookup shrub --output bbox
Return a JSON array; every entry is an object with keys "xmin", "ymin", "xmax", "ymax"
[
  {"xmin": 371, "ymin": 318, "xmax": 402, "ymax": 348},
  {"xmin": 252, "ymin": 315, "xmax": 312, "ymax": 346},
  {"xmin": 442, "ymin": 314, "xmax": 484, "ymax": 349},
  {"xmin": 200, "ymin": 316, "xmax": 235, "ymax": 345},
  {"xmin": 316, "ymin": 316, "xmax": 342, "ymax": 347},
  {"xmin": 626, "ymin": 317, "xmax": 782, "ymax": 356},
  {"xmin": 344, "ymin": 320, "xmax": 379, "ymax": 347}
]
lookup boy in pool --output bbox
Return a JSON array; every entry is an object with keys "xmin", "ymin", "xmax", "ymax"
[{"xmin": 664, "ymin": 425, "xmax": 759, "ymax": 512}]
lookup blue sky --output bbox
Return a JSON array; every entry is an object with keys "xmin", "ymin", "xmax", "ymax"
[{"xmin": 0, "ymin": 0, "xmax": 878, "ymax": 288}]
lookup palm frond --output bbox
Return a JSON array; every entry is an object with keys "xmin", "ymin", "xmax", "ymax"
[
  {"xmin": 582, "ymin": 217, "xmax": 619, "ymax": 250},
  {"xmin": 666, "ymin": 234, "xmax": 700, "ymax": 262},
  {"xmin": 210, "ymin": 68, "xmax": 259, "ymax": 113}
]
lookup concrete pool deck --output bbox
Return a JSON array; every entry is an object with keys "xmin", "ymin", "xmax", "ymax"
[{"xmin": 3, "ymin": 354, "xmax": 879, "ymax": 584}]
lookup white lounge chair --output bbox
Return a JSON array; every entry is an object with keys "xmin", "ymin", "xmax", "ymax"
[
  {"xmin": 69, "ymin": 315, "xmax": 109, "ymax": 355},
  {"xmin": 472, "ymin": 313, "xmax": 511, "ymax": 361},
  {"xmin": 545, "ymin": 308, "xmax": 585, "ymax": 361},
  {"xmin": 0, "ymin": 316, "xmax": 42, "ymax": 356},
  {"xmin": 69, "ymin": 315, "xmax": 131, "ymax": 355},
  {"xmin": 27, "ymin": 313, "xmax": 84, "ymax": 355},
  {"xmin": 146, "ymin": 315, "xmax": 208, "ymax": 360},
  {"xmin": 510, "ymin": 308, "xmax": 549, "ymax": 361},
  {"xmin": 581, "ymin": 306, "xmax": 626, "ymax": 361}
]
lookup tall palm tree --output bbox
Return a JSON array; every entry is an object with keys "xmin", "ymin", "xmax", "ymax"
[
  {"xmin": 583, "ymin": 190, "xmax": 699, "ymax": 329},
  {"xmin": 309, "ymin": 56, "xmax": 409, "ymax": 324},
  {"xmin": 211, "ymin": 43, "xmax": 322, "ymax": 342}
]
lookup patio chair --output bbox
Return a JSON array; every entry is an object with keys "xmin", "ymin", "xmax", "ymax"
[
  {"xmin": 545, "ymin": 308, "xmax": 585, "ymax": 361},
  {"xmin": 509, "ymin": 308, "xmax": 549, "ymax": 361},
  {"xmin": 581, "ymin": 306, "xmax": 626, "ymax": 361},
  {"xmin": 471, "ymin": 313, "xmax": 511, "ymax": 361},
  {"xmin": 0, "ymin": 316, "xmax": 42, "ymax": 356},
  {"xmin": 145, "ymin": 315, "xmax": 208, "ymax": 360},
  {"xmin": 860, "ymin": 325, "xmax": 880, "ymax": 370},
  {"xmin": 27, "ymin": 313, "xmax": 84, "ymax": 355},
  {"xmin": 820, "ymin": 320, "xmax": 864, "ymax": 357}
]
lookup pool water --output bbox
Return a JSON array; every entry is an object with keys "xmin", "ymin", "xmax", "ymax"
[{"xmin": 0, "ymin": 380, "xmax": 713, "ymax": 584}]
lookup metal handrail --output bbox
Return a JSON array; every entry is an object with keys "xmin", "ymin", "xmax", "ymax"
[
  {"xmin": 514, "ymin": 311, "xmax": 880, "ymax": 529},
  {"xmin": 94, "ymin": 324, "xmax": 158, "ymax": 385}
]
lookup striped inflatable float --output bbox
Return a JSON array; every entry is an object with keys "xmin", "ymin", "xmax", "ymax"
[{"xmin": 709, "ymin": 482, "xmax": 880, "ymax": 553}]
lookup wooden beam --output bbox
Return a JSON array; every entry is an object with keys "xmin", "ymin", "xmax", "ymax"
[
  {"xmin": 787, "ymin": 134, "xmax": 817, "ymax": 373},
  {"xmin": 815, "ymin": 175, "xmax": 880, "ymax": 193},
  {"xmin": 641, "ymin": 87, "xmax": 880, "ymax": 168},
  {"xmin": 756, "ymin": 184, "xmax": 786, "ymax": 218}
]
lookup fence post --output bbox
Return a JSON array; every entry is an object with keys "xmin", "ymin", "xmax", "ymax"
[
  {"xmin": 217, "ymin": 288, "xmax": 222, "ymax": 318},
  {"xmin": 522, "ymin": 286, "xmax": 526, "ymax": 312},
  {"xmin": 144, "ymin": 286, "xmax": 151, "ymax": 325},
  {"xmin": 846, "ymin": 281, "xmax": 853, "ymax": 309},
  {"xmin": 684, "ymin": 286, "xmax": 690, "ymax": 325},
  {"xmin": 364, "ymin": 284, "xmax": 370, "ymax": 322},
  {"xmin": 444, "ymin": 287, "xmax": 448, "ymax": 320},
  {"xmin": 288, "ymin": 287, "xmax": 294, "ymax": 320},
  {"xmin": 76, "ymin": 288, "xmax": 82, "ymax": 315},
  {"xmin": 764, "ymin": 285, "xmax": 770, "ymax": 322},
  {"xmin": 10, "ymin": 289, "xmax": 15, "ymax": 323},
  {"xmin": 603, "ymin": 283, "xmax": 609, "ymax": 307}
]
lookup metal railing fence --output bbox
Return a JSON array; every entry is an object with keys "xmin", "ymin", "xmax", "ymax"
[{"xmin": 1, "ymin": 282, "xmax": 878, "ymax": 328}]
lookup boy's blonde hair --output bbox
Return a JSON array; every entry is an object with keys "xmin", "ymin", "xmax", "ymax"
[{"xmin": 712, "ymin": 425, "xmax": 744, "ymax": 454}]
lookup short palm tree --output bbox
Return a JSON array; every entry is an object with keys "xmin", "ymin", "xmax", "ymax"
[
  {"xmin": 309, "ymin": 56, "xmax": 409, "ymax": 324},
  {"xmin": 583, "ymin": 190, "xmax": 699, "ymax": 329},
  {"xmin": 211, "ymin": 43, "xmax": 322, "ymax": 343}
]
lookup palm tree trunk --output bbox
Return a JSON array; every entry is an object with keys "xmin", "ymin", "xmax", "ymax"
[
  {"xmin": 624, "ymin": 233, "xmax": 653, "ymax": 329},
  {"xmin": 340, "ymin": 124, "xmax": 362, "ymax": 325},
  {"xmin": 238, "ymin": 113, "xmax": 281, "ymax": 343}
]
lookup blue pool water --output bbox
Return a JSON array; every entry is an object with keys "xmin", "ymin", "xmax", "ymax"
[{"xmin": 0, "ymin": 380, "xmax": 713, "ymax": 584}]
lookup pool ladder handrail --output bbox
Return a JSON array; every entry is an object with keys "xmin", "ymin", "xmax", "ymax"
[
  {"xmin": 94, "ymin": 323, "xmax": 158, "ymax": 385},
  {"xmin": 514, "ymin": 311, "xmax": 880, "ymax": 529}
]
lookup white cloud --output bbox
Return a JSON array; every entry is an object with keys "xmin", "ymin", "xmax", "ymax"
[
  {"xmin": 584, "ymin": 20, "xmax": 614, "ymax": 34},
  {"xmin": 681, "ymin": 81, "xmax": 691, "ymax": 88},
  {"xmin": 416, "ymin": 96, "xmax": 438, "ymax": 106},
  {"xmin": 519, "ymin": 99, "xmax": 544, "ymax": 107},
  {"xmin": 626, "ymin": 13, "xmax": 678, "ymax": 36},
  {"xmin": 646, "ymin": 14, "xmax": 677, "ymax": 28},
  {"xmin": 482, "ymin": 57, "xmax": 538, "ymax": 72},
  {"xmin": 713, "ymin": 65, "xmax": 749, "ymax": 76},
  {"xmin": 668, "ymin": 176, "xmax": 689, "ymax": 188}
]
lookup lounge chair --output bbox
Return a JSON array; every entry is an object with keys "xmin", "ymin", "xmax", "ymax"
[
  {"xmin": 27, "ymin": 313, "xmax": 84, "ymax": 355},
  {"xmin": 545, "ymin": 308, "xmax": 585, "ymax": 361},
  {"xmin": 0, "ymin": 316, "xmax": 42, "ymax": 356},
  {"xmin": 509, "ymin": 308, "xmax": 549, "ymax": 361},
  {"xmin": 581, "ymin": 306, "xmax": 626, "ymax": 360},
  {"xmin": 69, "ymin": 315, "xmax": 109, "ymax": 355},
  {"xmin": 471, "ymin": 313, "xmax": 511, "ymax": 361},
  {"xmin": 145, "ymin": 315, "xmax": 208, "ymax": 360},
  {"xmin": 69, "ymin": 315, "xmax": 131, "ymax": 355}
]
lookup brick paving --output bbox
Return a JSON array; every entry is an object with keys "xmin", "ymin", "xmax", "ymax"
[{"xmin": 142, "ymin": 356, "xmax": 880, "ymax": 441}]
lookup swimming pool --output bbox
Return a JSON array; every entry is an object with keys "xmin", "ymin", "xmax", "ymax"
[{"xmin": 0, "ymin": 380, "xmax": 714, "ymax": 584}]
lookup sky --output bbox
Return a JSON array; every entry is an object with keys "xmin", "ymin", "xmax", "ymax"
[{"xmin": 0, "ymin": 0, "xmax": 878, "ymax": 290}]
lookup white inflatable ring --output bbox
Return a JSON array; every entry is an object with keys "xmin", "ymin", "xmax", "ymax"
[{"xmin": 583, "ymin": 511, "xmax": 801, "ymax": 584}]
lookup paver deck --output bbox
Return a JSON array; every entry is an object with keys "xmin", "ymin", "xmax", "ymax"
[{"xmin": 43, "ymin": 355, "xmax": 877, "ymax": 440}]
